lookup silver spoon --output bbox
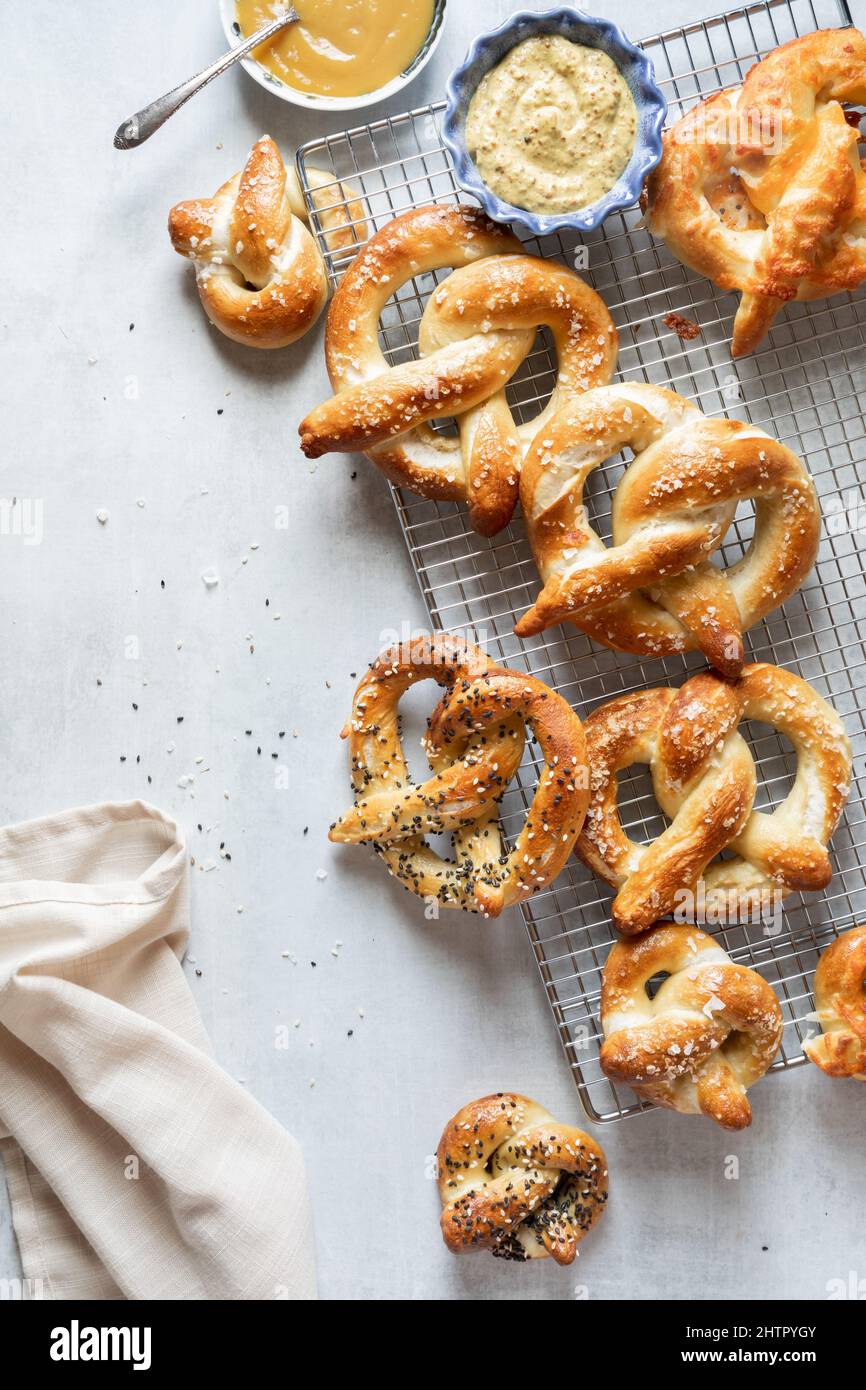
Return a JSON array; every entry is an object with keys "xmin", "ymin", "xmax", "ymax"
[{"xmin": 114, "ymin": 7, "xmax": 300, "ymax": 149}]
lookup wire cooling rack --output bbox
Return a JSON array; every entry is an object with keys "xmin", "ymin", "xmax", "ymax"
[{"xmin": 298, "ymin": 0, "xmax": 866, "ymax": 1121}]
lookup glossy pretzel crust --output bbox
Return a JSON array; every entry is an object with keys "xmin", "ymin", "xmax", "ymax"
[
  {"xmin": 437, "ymin": 1092, "xmax": 608, "ymax": 1262},
  {"xmin": 299, "ymin": 205, "xmax": 617, "ymax": 534}
]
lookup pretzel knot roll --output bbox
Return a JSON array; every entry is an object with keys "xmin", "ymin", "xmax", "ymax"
[
  {"xmin": 329, "ymin": 633, "xmax": 590, "ymax": 916},
  {"xmin": 437, "ymin": 1093, "xmax": 608, "ymax": 1263},
  {"xmin": 577, "ymin": 663, "xmax": 851, "ymax": 935},
  {"xmin": 804, "ymin": 927, "xmax": 866, "ymax": 1080},
  {"xmin": 298, "ymin": 205, "xmax": 618, "ymax": 535},
  {"xmin": 516, "ymin": 384, "xmax": 819, "ymax": 674},
  {"xmin": 644, "ymin": 28, "xmax": 866, "ymax": 356},
  {"xmin": 600, "ymin": 925, "xmax": 784, "ymax": 1129},
  {"xmin": 168, "ymin": 136, "xmax": 366, "ymax": 348}
]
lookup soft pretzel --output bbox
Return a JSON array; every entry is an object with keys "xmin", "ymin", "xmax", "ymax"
[
  {"xmin": 328, "ymin": 633, "xmax": 590, "ymax": 916},
  {"xmin": 803, "ymin": 927, "xmax": 866, "ymax": 1079},
  {"xmin": 168, "ymin": 136, "xmax": 365, "ymax": 348},
  {"xmin": 298, "ymin": 205, "xmax": 618, "ymax": 535},
  {"xmin": 515, "ymin": 384, "xmax": 819, "ymax": 674},
  {"xmin": 437, "ymin": 1092, "xmax": 608, "ymax": 1263},
  {"xmin": 600, "ymin": 925, "xmax": 783, "ymax": 1129},
  {"xmin": 577, "ymin": 663, "xmax": 851, "ymax": 935},
  {"xmin": 644, "ymin": 29, "xmax": 866, "ymax": 356}
]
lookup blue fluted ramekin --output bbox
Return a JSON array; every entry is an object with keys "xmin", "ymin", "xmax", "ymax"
[{"xmin": 442, "ymin": 7, "xmax": 666, "ymax": 235}]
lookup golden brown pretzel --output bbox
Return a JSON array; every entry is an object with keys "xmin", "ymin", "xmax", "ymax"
[
  {"xmin": 577, "ymin": 663, "xmax": 851, "ymax": 935},
  {"xmin": 298, "ymin": 205, "xmax": 618, "ymax": 535},
  {"xmin": 328, "ymin": 633, "xmax": 589, "ymax": 916},
  {"xmin": 804, "ymin": 926, "xmax": 866, "ymax": 1079},
  {"xmin": 644, "ymin": 29, "xmax": 866, "ymax": 356},
  {"xmin": 600, "ymin": 925, "xmax": 783, "ymax": 1129},
  {"xmin": 168, "ymin": 136, "xmax": 365, "ymax": 348},
  {"xmin": 437, "ymin": 1092, "xmax": 608, "ymax": 1263},
  {"xmin": 515, "ymin": 384, "xmax": 820, "ymax": 674}
]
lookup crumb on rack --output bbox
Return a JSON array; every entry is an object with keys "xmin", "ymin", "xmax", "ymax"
[{"xmin": 663, "ymin": 311, "xmax": 701, "ymax": 341}]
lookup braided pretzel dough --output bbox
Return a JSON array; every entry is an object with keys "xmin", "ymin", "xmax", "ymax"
[
  {"xmin": 168, "ymin": 136, "xmax": 365, "ymax": 348},
  {"xmin": 577, "ymin": 663, "xmax": 851, "ymax": 935},
  {"xmin": 516, "ymin": 384, "xmax": 819, "ymax": 674},
  {"xmin": 437, "ymin": 1092, "xmax": 608, "ymax": 1263},
  {"xmin": 328, "ymin": 633, "xmax": 589, "ymax": 916},
  {"xmin": 299, "ymin": 205, "xmax": 617, "ymax": 535},
  {"xmin": 645, "ymin": 29, "xmax": 866, "ymax": 356},
  {"xmin": 600, "ymin": 925, "xmax": 783, "ymax": 1129},
  {"xmin": 804, "ymin": 926, "xmax": 866, "ymax": 1079}
]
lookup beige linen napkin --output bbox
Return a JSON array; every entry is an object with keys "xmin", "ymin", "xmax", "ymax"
[{"xmin": 0, "ymin": 800, "xmax": 316, "ymax": 1300}]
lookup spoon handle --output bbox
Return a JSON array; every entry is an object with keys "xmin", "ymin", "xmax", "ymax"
[{"xmin": 114, "ymin": 8, "xmax": 300, "ymax": 149}]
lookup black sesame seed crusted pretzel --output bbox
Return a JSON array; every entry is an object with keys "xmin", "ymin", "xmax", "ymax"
[
  {"xmin": 437, "ymin": 1092, "xmax": 608, "ymax": 1263},
  {"xmin": 328, "ymin": 632, "xmax": 590, "ymax": 916}
]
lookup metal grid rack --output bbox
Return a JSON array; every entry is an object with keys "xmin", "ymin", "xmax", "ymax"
[{"xmin": 298, "ymin": 0, "xmax": 866, "ymax": 1121}]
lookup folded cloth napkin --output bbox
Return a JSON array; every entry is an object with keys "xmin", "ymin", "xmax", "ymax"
[{"xmin": 0, "ymin": 800, "xmax": 316, "ymax": 1300}]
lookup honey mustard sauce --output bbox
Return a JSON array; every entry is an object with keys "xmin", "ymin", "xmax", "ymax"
[{"xmin": 236, "ymin": 0, "xmax": 435, "ymax": 99}]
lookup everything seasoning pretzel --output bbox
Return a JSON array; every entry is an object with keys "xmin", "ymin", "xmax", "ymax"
[
  {"xmin": 437, "ymin": 1092, "xmax": 608, "ymax": 1263},
  {"xmin": 644, "ymin": 29, "xmax": 866, "ymax": 355},
  {"xmin": 515, "ymin": 383, "xmax": 820, "ymax": 675},
  {"xmin": 804, "ymin": 926, "xmax": 866, "ymax": 1080},
  {"xmin": 576, "ymin": 663, "xmax": 851, "ymax": 935},
  {"xmin": 328, "ymin": 633, "xmax": 590, "ymax": 916},
  {"xmin": 299, "ymin": 204, "xmax": 617, "ymax": 535},
  {"xmin": 600, "ymin": 925, "xmax": 784, "ymax": 1130}
]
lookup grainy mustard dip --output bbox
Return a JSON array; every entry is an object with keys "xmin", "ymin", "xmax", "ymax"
[{"xmin": 465, "ymin": 35, "xmax": 638, "ymax": 214}]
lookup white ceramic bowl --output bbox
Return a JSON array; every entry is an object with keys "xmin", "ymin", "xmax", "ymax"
[{"xmin": 218, "ymin": 0, "xmax": 447, "ymax": 111}]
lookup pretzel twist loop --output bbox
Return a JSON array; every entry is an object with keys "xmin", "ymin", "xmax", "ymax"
[
  {"xmin": 600, "ymin": 925, "xmax": 784, "ymax": 1129},
  {"xmin": 437, "ymin": 1092, "xmax": 608, "ymax": 1263},
  {"xmin": 329, "ymin": 633, "xmax": 590, "ymax": 916},
  {"xmin": 299, "ymin": 205, "xmax": 617, "ymax": 534},
  {"xmin": 516, "ymin": 384, "xmax": 820, "ymax": 673},
  {"xmin": 577, "ymin": 663, "xmax": 851, "ymax": 935},
  {"xmin": 645, "ymin": 28, "xmax": 866, "ymax": 355},
  {"xmin": 804, "ymin": 926, "xmax": 866, "ymax": 1080},
  {"xmin": 168, "ymin": 136, "xmax": 364, "ymax": 348}
]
